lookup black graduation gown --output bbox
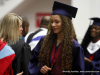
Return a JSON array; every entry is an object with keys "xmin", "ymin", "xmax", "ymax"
[{"xmin": 11, "ymin": 39, "xmax": 32, "ymax": 75}]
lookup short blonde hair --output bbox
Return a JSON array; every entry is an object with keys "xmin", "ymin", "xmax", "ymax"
[{"xmin": 0, "ymin": 13, "xmax": 22, "ymax": 45}]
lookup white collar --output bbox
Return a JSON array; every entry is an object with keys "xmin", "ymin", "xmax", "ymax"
[{"xmin": 87, "ymin": 40, "xmax": 100, "ymax": 54}]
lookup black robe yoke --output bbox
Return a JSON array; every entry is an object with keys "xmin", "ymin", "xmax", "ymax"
[{"xmin": 11, "ymin": 39, "xmax": 32, "ymax": 75}]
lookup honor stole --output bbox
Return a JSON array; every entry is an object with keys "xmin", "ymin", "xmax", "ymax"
[{"xmin": 51, "ymin": 40, "xmax": 63, "ymax": 74}]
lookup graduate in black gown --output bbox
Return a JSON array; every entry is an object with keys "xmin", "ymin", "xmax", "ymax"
[
  {"xmin": 10, "ymin": 14, "xmax": 32, "ymax": 75},
  {"xmin": 81, "ymin": 18, "xmax": 100, "ymax": 75},
  {"xmin": 28, "ymin": 1, "xmax": 84, "ymax": 75}
]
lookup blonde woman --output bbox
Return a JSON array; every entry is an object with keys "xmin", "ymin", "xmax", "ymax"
[
  {"xmin": 0, "ymin": 13, "xmax": 23, "ymax": 75},
  {"xmin": 10, "ymin": 14, "xmax": 32, "ymax": 75}
]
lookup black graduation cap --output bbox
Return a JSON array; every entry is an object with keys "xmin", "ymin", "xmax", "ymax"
[
  {"xmin": 90, "ymin": 17, "xmax": 100, "ymax": 26},
  {"xmin": 52, "ymin": 1, "xmax": 78, "ymax": 20}
]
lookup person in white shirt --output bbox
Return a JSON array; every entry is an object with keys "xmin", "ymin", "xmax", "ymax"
[{"xmin": 25, "ymin": 16, "xmax": 50, "ymax": 51}]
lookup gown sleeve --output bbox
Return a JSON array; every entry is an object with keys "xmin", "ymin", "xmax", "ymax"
[
  {"xmin": 28, "ymin": 36, "xmax": 45, "ymax": 75},
  {"xmin": 11, "ymin": 39, "xmax": 32, "ymax": 75},
  {"xmin": 21, "ymin": 43, "xmax": 32, "ymax": 75},
  {"xmin": 91, "ymin": 49, "xmax": 100, "ymax": 71},
  {"xmin": 72, "ymin": 39, "xmax": 85, "ymax": 75},
  {"xmin": 85, "ymin": 49, "xmax": 100, "ymax": 75},
  {"xmin": 91, "ymin": 60, "xmax": 100, "ymax": 70}
]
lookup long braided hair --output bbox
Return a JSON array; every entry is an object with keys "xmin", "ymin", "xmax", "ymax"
[
  {"xmin": 81, "ymin": 25, "xmax": 92, "ymax": 55},
  {"xmin": 38, "ymin": 15, "xmax": 78, "ymax": 72}
]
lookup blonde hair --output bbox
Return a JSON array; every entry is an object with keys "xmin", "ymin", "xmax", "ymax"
[{"xmin": 0, "ymin": 13, "xmax": 22, "ymax": 45}]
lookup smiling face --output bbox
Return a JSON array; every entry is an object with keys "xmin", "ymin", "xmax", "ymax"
[
  {"xmin": 51, "ymin": 15, "xmax": 62, "ymax": 34},
  {"xmin": 19, "ymin": 20, "xmax": 23, "ymax": 37},
  {"xmin": 90, "ymin": 25, "xmax": 100, "ymax": 39}
]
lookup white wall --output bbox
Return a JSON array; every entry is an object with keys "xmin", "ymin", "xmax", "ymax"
[
  {"xmin": 0, "ymin": 0, "xmax": 24, "ymax": 20},
  {"xmin": 2, "ymin": 0, "xmax": 100, "ymax": 44},
  {"xmin": 11, "ymin": 0, "xmax": 71, "ymax": 32},
  {"xmin": 72, "ymin": 0, "xmax": 100, "ymax": 43}
]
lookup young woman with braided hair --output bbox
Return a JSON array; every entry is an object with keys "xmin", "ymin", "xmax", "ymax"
[{"xmin": 81, "ymin": 17, "xmax": 100, "ymax": 75}]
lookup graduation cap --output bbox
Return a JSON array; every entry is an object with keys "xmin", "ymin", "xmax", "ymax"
[
  {"xmin": 90, "ymin": 17, "xmax": 100, "ymax": 26},
  {"xmin": 52, "ymin": 1, "xmax": 78, "ymax": 20}
]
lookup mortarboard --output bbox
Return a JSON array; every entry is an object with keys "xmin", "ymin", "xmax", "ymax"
[
  {"xmin": 90, "ymin": 17, "xmax": 100, "ymax": 26},
  {"xmin": 52, "ymin": 1, "xmax": 78, "ymax": 20}
]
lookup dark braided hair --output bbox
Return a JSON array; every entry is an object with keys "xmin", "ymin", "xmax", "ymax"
[{"xmin": 81, "ymin": 25, "xmax": 92, "ymax": 55}]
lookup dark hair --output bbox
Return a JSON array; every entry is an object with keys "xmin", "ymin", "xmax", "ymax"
[
  {"xmin": 19, "ymin": 15, "xmax": 29, "ymax": 37},
  {"xmin": 19, "ymin": 15, "xmax": 29, "ymax": 28},
  {"xmin": 81, "ymin": 25, "xmax": 92, "ymax": 55},
  {"xmin": 40, "ymin": 16, "xmax": 50, "ymax": 27}
]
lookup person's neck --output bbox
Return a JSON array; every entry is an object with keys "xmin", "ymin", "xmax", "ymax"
[
  {"xmin": 57, "ymin": 32, "xmax": 62, "ymax": 40},
  {"xmin": 56, "ymin": 33, "xmax": 62, "ymax": 46},
  {"xmin": 92, "ymin": 37, "xmax": 100, "ymax": 43}
]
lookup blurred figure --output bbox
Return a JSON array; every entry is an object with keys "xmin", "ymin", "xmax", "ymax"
[
  {"xmin": 25, "ymin": 16, "xmax": 50, "ymax": 51},
  {"xmin": 81, "ymin": 17, "xmax": 100, "ymax": 75},
  {"xmin": 28, "ymin": 1, "xmax": 84, "ymax": 75},
  {"xmin": 0, "ymin": 13, "xmax": 23, "ymax": 75},
  {"xmin": 10, "ymin": 15, "xmax": 32, "ymax": 75},
  {"xmin": 19, "ymin": 15, "xmax": 30, "ymax": 41}
]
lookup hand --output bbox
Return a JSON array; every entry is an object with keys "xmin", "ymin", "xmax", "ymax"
[
  {"xmin": 40, "ymin": 65, "xmax": 51, "ymax": 74},
  {"xmin": 84, "ymin": 57, "xmax": 90, "ymax": 61},
  {"xmin": 16, "ymin": 71, "xmax": 23, "ymax": 75},
  {"xmin": 84, "ymin": 57, "xmax": 91, "ymax": 65}
]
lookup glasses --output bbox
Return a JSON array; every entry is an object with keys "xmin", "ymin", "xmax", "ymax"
[{"xmin": 91, "ymin": 26, "xmax": 100, "ymax": 30}]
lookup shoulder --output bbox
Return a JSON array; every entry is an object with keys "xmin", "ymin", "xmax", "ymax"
[
  {"xmin": 72, "ymin": 40, "xmax": 84, "ymax": 61},
  {"xmin": 73, "ymin": 39, "xmax": 81, "ymax": 47},
  {"xmin": 11, "ymin": 39, "xmax": 24, "ymax": 48},
  {"xmin": 25, "ymin": 31, "xmax": 35, "ymax": 42},
  {"xmin": 72, "ymin": 39, "xmax": 84, "ymax": 52},
  {"xmin": 0, "ymin": 44, "xmax": 15, "ymax": 59},
  {"xmin": 25, "ymin": 29, "xmax": 47, "ymax": 42},
  {"xmin": 19, "ymin": 39, "xmax": 31, "ymax": 51},
  {"xmin": 4, "ymin": 44, "xmax": 15, "ymax": 53},
  {"xmin": 33, "ymin": 36, "xmax": 45, "ymax": 52},
  {"xmin": 11, "ymin": 39, "xmax": 30, "ymax": 54},
  {"xmin": 11, "ymin": 39, "xmax": 32, "ymax": 57},
  {"xmin": 33, "ymin": 29, "xmax": 47, "ymax": 38},
  {"xmin": 35, "ymin": 35, "xmax": 45, "ymax": 46}
]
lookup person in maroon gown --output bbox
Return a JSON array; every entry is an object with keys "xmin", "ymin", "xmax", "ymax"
[{"xmin": 28, "ymin": 1, "xmax": 85, "ymax": 75}]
